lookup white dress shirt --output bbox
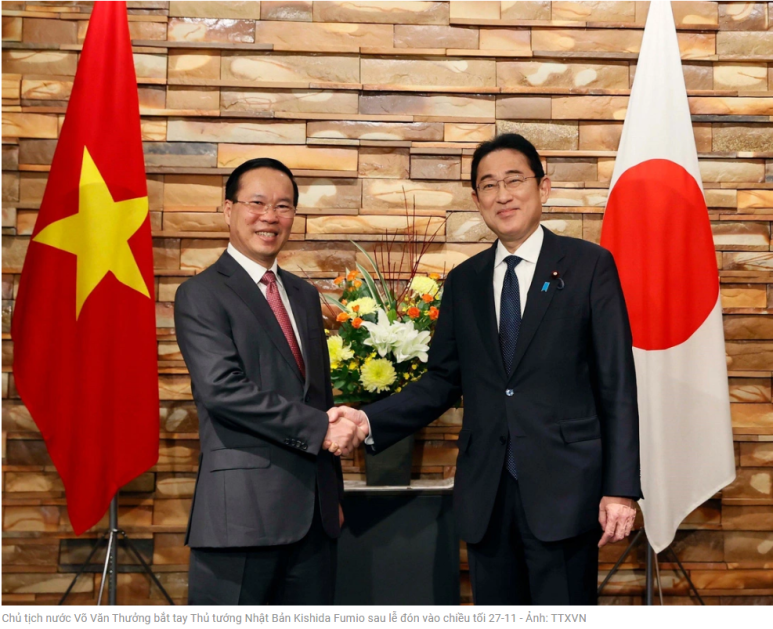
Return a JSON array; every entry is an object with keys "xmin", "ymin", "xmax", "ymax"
[
  {"xmin": 363, "ymin": 227, "xmax": 545, "ymax": 448},
  {"xmin": 493, "ymin": 225, "xmax": 544, "ymax": 325},
  {"xmin": 226, "ymin": 243, "xmax": 303, "ymax": 353}
]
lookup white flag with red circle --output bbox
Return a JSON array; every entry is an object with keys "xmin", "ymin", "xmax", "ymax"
[{"xmin": 600, "ymin": 1, "xmax": 735, "ymax": 554}]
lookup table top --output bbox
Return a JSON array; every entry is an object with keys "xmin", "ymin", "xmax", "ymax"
[{"xmin": 343, "ymin": 478, "xmax": 454, "ymax": 493}]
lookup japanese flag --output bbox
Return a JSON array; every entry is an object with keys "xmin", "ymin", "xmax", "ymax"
[{"xmin": 600, "ymin": 1, "xmax": 735, "ymax": 553}]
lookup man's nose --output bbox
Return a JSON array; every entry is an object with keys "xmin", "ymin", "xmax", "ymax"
[{"xmin": 495, "ymin": 180, "xmax": 513, "ymax": 203}]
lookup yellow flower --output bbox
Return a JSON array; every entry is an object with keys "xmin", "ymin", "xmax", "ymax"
[
  {"xmin": 348, "ymin": 361, "xmax": 358, "ymax": 370},
  {"xmin": 327, "ymin": 335, "xmax": 354, "ymax": 369},
  {"xmin": 410, "ymin": 276, "xmax": 439, "ymax": 298},
  {"xmin": 346, "ymin": 297, "xmax": 378, "ymax": 316},
  {"xmin": 360, "ymin": 358, "xmax": 397, "ymax": 393}
]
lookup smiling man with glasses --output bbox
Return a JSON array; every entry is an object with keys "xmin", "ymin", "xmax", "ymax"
[
  {"xmin": 173, "ymin": 158, "xmax": 367, "ymax": 604},
  {"xmin": 335, "ymin": 133, "xmax": 642, "ymax": 604}
]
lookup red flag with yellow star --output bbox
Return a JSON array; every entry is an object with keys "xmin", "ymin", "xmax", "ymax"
[{"xmin": 12, "ymin": 1, "xmax": 158, "ymax": 535}]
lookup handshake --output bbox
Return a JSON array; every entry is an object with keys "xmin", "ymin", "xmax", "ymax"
[{"xmin": 323, "ymin": 406, "xmax": 369, "ymax": 457}]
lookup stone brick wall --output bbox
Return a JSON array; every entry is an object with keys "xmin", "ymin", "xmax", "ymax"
[{"xmin": 2, "ymin": 0, "xmax": 772, "ymax": 605}]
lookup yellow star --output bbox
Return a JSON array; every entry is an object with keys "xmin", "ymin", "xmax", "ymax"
[{"xmin": 34, "ymin": 146, "xmax": 150, "ymax": 319}]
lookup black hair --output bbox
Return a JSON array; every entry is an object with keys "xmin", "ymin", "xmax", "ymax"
[
  {"xmin": 470, "ymin": 133, "xmax": 545, "ymax": 189},
  {"xmin": 224, "ymin": 157, "xmax": 299, "ymax": 206}
]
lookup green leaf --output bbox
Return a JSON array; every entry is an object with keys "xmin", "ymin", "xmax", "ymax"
[
  {"xmin": 350, "ymin": 240, "xmax": 394, "ymax": 311},
  {"xmin": 355, "ymin": 261, "xmax": 388, "ymax": 312},
  {"xmin": 321, "ymin": 293, "xmax": 347, "ymax": 312}
]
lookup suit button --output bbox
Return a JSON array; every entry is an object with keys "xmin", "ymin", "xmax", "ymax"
[
  {"xmin": 301, "ymin": 444, "xmax": 308, "ymax": 451},
  {"xmin": 499, "ymin": 436, "xmax": 507, "ymax": 445},
  {"xmin": 506, "ymin": 389, "xmax": 514, "ymax": 397}
]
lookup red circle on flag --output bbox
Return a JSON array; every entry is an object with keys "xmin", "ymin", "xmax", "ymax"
[{"xmin": 600, "ymin": 159, "xmax": 718, "ymax": 351}]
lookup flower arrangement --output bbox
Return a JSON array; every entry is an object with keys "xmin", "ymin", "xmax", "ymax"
[{"xmin": 323, "ymin": 242, "xmax": 445, "ymax": 405}]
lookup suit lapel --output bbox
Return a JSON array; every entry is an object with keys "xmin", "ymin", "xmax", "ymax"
[
  {"xmin": 218, "ymin": 253, "xmax": 305, "ymax": 386},
  {"xmin": 508, "ymin": 228, "xmax": 566, "ymax": 381},
  {"xmin": 472, "ymin": 243, "xmax": 507, "ymax": 378},
  {"xmin": 279, "ymin": 267, "xmax": 312, "ymax": 395}
]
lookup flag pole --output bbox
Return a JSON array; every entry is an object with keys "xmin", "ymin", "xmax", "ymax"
[
  {"xmin": 598, "ymin": 530, "xmax": 705, "ymax": 605},
  {"xmin": 645, "ymin": 542, "xmax": 654, "ymax": 605},
  {"xmin": 109, "ymin": 497, "xmax": 118, "ymax": 605},
  {"xmin": 60, "ymin": 491, "xmax": 175, "ymax": 605}
]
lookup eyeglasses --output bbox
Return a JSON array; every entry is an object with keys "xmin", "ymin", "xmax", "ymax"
[
  {"xmin": 476, "ymin": 175, "xmax": 538, "ymax": 197},
  {"xmin": 233, "ymin": 199, "xmax": 296, "ymax": 218}
]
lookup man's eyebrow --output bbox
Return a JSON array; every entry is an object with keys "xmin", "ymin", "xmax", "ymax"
[
  {"xmin": 478, "ymin": 168, "xmax": 525, "ymax": 180},
  {"xmin": 243, "ymin": 194, "xmax": 292, "ymax": 202}
]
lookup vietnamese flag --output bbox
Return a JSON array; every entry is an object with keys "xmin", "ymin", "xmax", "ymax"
[
  {"xmin": 600, "ymin": 2, "xmax": 735, "ymax": 553},
  {"xmin": 12, "ymin": 1, "xmax": 159, "ymax": 535}
]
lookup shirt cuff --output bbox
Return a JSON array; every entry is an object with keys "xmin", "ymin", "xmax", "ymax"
[{"xmin": 362, "ymin": 411, "xmax": 374, "ymax": 446}]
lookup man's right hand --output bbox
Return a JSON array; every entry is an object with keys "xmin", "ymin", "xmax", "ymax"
[{"xmin": 323, "ymin": 406, "xmax": 369, "ymax": 456}]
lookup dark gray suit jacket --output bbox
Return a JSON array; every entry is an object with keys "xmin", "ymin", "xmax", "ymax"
[{"xmin": 174, "ymin": 251, "xmax": 342, "ymax": 548}]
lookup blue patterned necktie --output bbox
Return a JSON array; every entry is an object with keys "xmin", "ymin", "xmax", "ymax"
[{"xmin": 500, "ymin": 255, "xmax": 522, "ymax": 479}]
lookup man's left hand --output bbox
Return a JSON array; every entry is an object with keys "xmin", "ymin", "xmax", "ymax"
[{"xmin": 598, "ymin": 496, "xmax": 636, "ymax": 548}]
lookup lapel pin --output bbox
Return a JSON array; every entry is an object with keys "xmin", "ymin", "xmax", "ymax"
[
  {"xmin": 541, "ymin": 281, "xmax": 550, "ymax": 292},
  {"xmin": 551, "ymin": 271, "xmax": 565, "ymax": 290}
]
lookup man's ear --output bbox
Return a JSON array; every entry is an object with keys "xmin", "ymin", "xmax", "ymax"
[
  {"xmin": 471, "ymin": 188, "xmax": 482, "ymax": 212},
  {"xmin": 223, "ymin": 200, "xmax": 232, "ymax": 227},
  {"xmin": 539, "ymin": 176, "xmax": 551, "ymax": 204}
]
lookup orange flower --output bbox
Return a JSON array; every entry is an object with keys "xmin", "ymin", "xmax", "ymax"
[
  {"xmin": 429, "ymin": 306, "xmax": 439, "ymax": 321},
  {"xmin": 341, "ymin": 299, "xmax": 348, "ymax": 305},
  {"xmin": 333, "ymin": 276, "xmax": 344, "ymax": 285},
  {"xmin": 347, "ymin": 270, "xmax": 358, "ymax": 281},
  {"xmin": 353, "ymin": 280, "xmax": 362, "ymax": 288},
  {"xmin": 407, "ymin": 307, "xmax": 420, "ymax": 319},
  {"xmin": 421, "ymin": 293, "xmax": 434, "ymax": 303},
  {"xmin": 351, "ymin": 305, "xmax": 360, "ymax": 313},
  {"xmin": 336, "ymin": 312, "xmax": 350, "ymax": 323},
  {"xmin": 429, "ymin": 273, "xmax": 440, "ymax": 280},
  {"xmin": 352, "ymin": 317, "xmax": 364, "ymax": 329}
]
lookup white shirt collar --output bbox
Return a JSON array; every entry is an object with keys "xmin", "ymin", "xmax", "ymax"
[
  {"xmin": 494, "ymin": 225, "xmax": 544, "ymax": 268},
  {"xmin": 226, "ymin": 243, "xmax": 279, "ymax": 285}
]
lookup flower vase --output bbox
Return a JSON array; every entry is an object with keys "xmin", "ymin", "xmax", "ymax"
[{"xmin": 364, "ymin": 433, "xmax": 415, "ymax": 487}]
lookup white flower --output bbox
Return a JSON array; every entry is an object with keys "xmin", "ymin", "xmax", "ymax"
[
  {"xmin": 391, "ymin": 321, "xmax": 431, "ymax": 363},
  {"xmin": 361, "ymin": 309, "xmax": 431, "ymax": 363},
  {"xmin": 361, "ymin": 309, "xmax": 397, "ymax": 357},
  {"xmin": 410, "ymin": 276, "xmax": 439, "ymax": 298},
  {"xmin": 346, "ymin": 297, "xmax": 378, "ymax": 316}
]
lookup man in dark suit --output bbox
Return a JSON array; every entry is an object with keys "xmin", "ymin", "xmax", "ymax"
[
  {"xmin": 333, "ymin": 134, "xmax": 641, "ymax": 605},
  {"xmin": 175, "ymin": 158, "xmax": 367, "ymax": 605}
]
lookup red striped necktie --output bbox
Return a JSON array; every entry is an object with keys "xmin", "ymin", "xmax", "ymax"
[{"xmin": 260, "ymin": 271, "xmax": 306, "ymax": 379}]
